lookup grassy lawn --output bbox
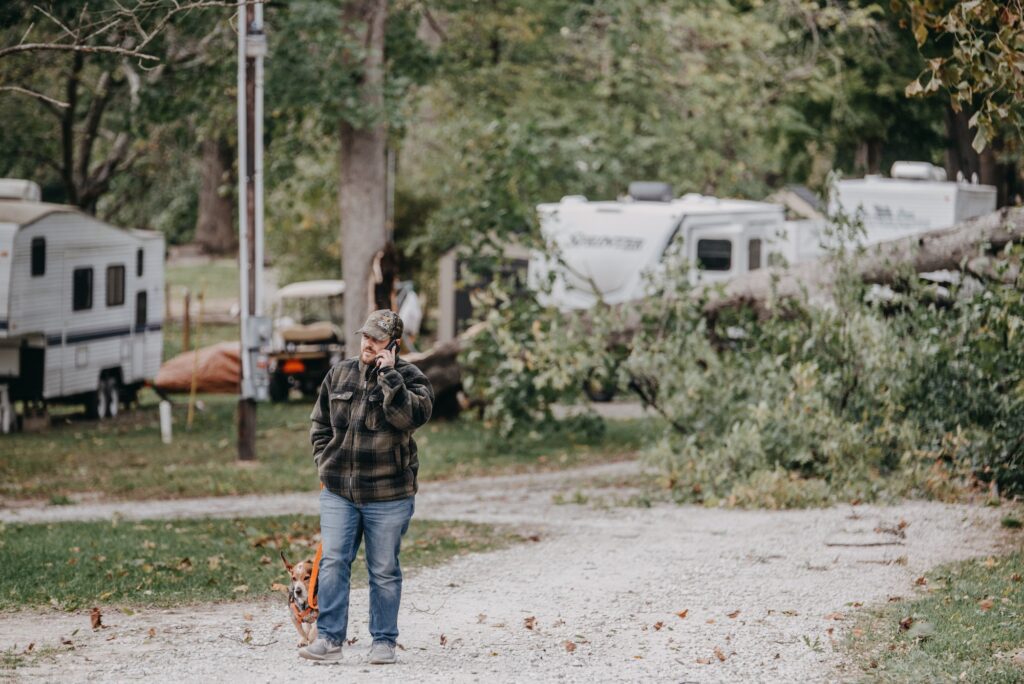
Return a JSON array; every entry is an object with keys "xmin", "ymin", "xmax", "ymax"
[
  {"xmin": 0, "ymin": 392, "xmax": 655, "ymax": 501},
  {"xmin": 165, "ymin": 258, "xmax": 240, "ymax": 302},
  {"xmin": 162, "ymin": 320, "xmax": 239, "ymax": 361},
  {"xmin": 0, "ymin": 514, "xmax": 520, "ymax": 611},
  {"xmin": 846, "ymin": 541, "xmax": 1024, "ymax": 682}
]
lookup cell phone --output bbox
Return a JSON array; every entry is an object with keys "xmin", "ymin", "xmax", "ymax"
[{"xmin": 374, "ymin": 338, "xmax": 399, "ymax": 368}]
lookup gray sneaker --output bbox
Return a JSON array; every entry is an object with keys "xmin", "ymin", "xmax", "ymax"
[
  {"xmin": 299, "ymin": 637, "xmax": 343, "ymax": 662},
  {"xmin": 368, "ymin": 640, "xmax": 397, "ymax": 664}
]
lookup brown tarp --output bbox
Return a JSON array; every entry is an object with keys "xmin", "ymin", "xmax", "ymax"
[{"xmin": 154, "ymin": 341, "xmax": 241, "ymax": 394}]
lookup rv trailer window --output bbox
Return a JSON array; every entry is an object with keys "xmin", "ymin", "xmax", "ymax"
[
  {"xmin": 135, "ymin": 291, "xmax": 147, "ymax": 330},
  {"xmin": 31, "ymin": 237, "xmax": 45, "ymax": 276},
  {"xmin": 107, "ymin": 265, "xmax": 126, "ymax": 306},
  {"xmin": 696, "ymin": 239, "xmax": 732, "ymax": 271},
  {"xmin": 136, "ymin": 249, "xmax": 144, "ymax": 277},
  {"xmin": 748, "ymin": 239, "xmax": 762, "ymax": 270},
  {"xmin": 72, "ymin": 268, "xmax": 93, "ymax": 311}
]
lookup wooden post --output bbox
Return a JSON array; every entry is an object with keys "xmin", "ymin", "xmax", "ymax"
[{"xmin": 182, "ymin": 289, "xmax": 191, "ymax": 355}]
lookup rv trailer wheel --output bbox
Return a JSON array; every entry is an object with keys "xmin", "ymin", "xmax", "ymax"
[
  {"xmin": 105, "ymin": 377, "xmax": 120, "ymax": 418},
  {"xmin": 86, "ymin": 376, "xmax": 108, "ymax": 420}
]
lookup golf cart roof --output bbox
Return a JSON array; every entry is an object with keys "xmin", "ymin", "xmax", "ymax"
[{"xmin": 275, "ymin": 280, "xmax": 346, "ymax": 299}]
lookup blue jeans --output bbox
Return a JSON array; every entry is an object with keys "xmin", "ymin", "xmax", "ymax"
[{"xmin": 316, "ymin": 488, "xmax": 414, "ymax": 646}]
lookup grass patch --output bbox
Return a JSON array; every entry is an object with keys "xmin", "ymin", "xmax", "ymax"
[
  {"xmin": 0, "ymin": 392, "xmax": 655, "ymax": 501},
  {"xmin": 162, "ymin": 320, "xmax": 239, "ymax": 361},
  {"xmin": 165, "ymin": 258, "xmax": 240, "ymax": 302},
  {"xmin": 0, "ymin": 514, "xmax": 520, "ymax": 611},
  {"xmin": 846, "ymin": 548, "xmax": 1024, "ymax": 681}
]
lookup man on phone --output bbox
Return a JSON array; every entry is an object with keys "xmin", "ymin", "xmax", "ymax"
[{"xmin": 301, "ymin": 309, "xmax": 434, "ymax": 665}]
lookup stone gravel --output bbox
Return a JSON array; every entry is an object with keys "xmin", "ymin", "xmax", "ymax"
[{"xmin": 0, "ymin": 461, "xmax": 1006, "ymax": 683}]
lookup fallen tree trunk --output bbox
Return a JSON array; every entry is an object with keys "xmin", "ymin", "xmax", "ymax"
[
  {"xmin": 409, "ymin": 207, "xmax": 1024, "ymax": 405},
  {"xmin": 706, "ymin": 206, "xmax": 1024, "ymax": 314}
]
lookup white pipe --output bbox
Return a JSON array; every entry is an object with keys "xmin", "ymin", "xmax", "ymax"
[
  {"xmin": 253, "ymin": 1, "xmax": 265, "ymax": 316},
  {"xmin": 236, "ymin": 0, "xmax": 252, "ymax": 397}
]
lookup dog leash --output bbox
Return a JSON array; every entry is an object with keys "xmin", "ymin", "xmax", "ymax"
[{"xmin": 307, "ymin": 482, "xmax": 325, "ymax": 611}]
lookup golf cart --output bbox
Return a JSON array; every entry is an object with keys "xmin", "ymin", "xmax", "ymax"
[{"xmin": 268, "ymin": 280, "xmax": 345, "ymax": 401}]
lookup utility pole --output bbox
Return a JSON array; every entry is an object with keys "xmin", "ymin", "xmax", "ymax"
[{"xmin": 237, "ymin": 0, "xmax": 268, "ymax": 461}]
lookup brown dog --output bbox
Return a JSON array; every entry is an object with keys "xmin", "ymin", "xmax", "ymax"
[{"xmin": 281, "ymin": 551, "xmax": 319, "ymax": 646}]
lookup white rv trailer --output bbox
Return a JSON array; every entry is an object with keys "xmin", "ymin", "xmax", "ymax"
[
  {"xmin": 529, "ymin": 182, "xmax": 786, "ymax": 310},
  {"xmin": 0, "ymin": 180, "xmax": 165, "ymax": 431},
  {"xmin": 778, "ymin": 162, "xmax": 998, "ymax": 263}
]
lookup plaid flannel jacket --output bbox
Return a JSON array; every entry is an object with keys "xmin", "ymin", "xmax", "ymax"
[{"xmin": 310, "ymin": 357, "xmax": 434, "ymax": 503}]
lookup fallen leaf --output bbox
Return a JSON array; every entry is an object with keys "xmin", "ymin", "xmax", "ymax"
[
  {"xmin": 22, "ymin": 643, "xmax": 34, "ymax": 654},
  {"xmin": 824, "ymin": 612, "xmax": 845, "ymax": 621},
  {"xmin": 439, "ymin": 634, "xmax": 447, "ymax": 647},
  {"xmin": 653, "ymin": 621, "xmax": 664, "ymax": 631},
  {"xmin": 477, "ymin": 613, "xmax": 487, "ymax": 624},
  {"xmin": 232, "ymin": 584, "xmax": 249, "ymax": 593},
  {"xmin": 524, "ymin": 616, "xmax": 537, "ymax": 630},
  {"xmin": 852, "ymin": 628, "xmax": 864, "ymax": 638},
  {"xmin": 714, "ymin": 646, "xmax": 727, "ymax": 662},
  {"xmin": 914, "ymin": 576, "xmax": 928, "ymax": 586},
  {"xmin": 90, "ymin": 607, "xmax": 102, "ymax": 630},
  {"xmin": 243, "ymin": 628, "xmax": 252, "ymax": 643},
  {"xmin": 105, "ymin": 634, "xmax": 116, "ymax": 641},
  {"xmin": 1012, "ymin": 573, "xmax": 1023, "ymax": 583},
  {"xmin": 243, "ymin": 613, "xmax": 253, "ymax": 621},
  {"xmin": 897, "ymin": 519, "xmax": 908, "ymax": 530},
  {"xmin": 564, "ymin": 640, "xmax": 577, "ymax": 653},
  {"xmin": 727, "ymin": 610, "xmax": 740, "ymax": 619},
  {"xmin": 270, "ymin": 582, "xmax": 289, "ymax": 593},
  {"xmin": 676, "ymin": 609, "xmax": 689, "ymax": 619},
  {"xmin": 899, "ymin": 616, "xmax": 914, "ymax": 631},
  {"xmin": 148, "ymin": 628, "xmax": 156, "ymax": 638},
  {"xmin": 633, "ymin": 655, "xmax": 643, "ymax": 660},
  {"xmin": 347, "ymin": 637, "xmax": 359, "ymax": 646},
  {"xmin": 695, "ymin": 657, "xmax": 712, "ymax": 665},
  {"xmin": 979, "ymin": 598, "xmax": 995, "ymax": 612},
  {"xmin": 705, "ymin": 618, "xmax": 716, "ymax": 624},
  {"xmin": 259, "ymin": 555, "xmax": 272, "ymax": 565},
  {"xmin": 983, "ymin": 557, "xmax": 998, "ymax": 568}
]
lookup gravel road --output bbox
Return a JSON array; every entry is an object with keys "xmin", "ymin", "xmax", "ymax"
[{"xmin": 0, "ymin": 461, "xmax": 1007, "ymax": 683}]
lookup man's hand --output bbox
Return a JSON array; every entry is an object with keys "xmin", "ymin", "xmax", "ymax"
[{"xmin": 375, "ymin": 347, "xmax": 396, "ymax": 369}]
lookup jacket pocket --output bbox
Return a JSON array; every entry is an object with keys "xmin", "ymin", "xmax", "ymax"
[
  {"xmin": 329, "ymin": 390, "xmax": 354, "ymax": 430},
  {"xmin": 365, "ymin": 390, "xmax": 386, "ymax": 431}
]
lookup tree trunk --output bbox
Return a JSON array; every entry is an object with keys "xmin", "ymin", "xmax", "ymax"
[
  {"xmin": 944, "ymin": 104, "xmax": 1019, "ymax": 206},
  {"xmin": 340, "ymin": 0, "xmax": 389, "ymax": 359},
  {"xmin": 705, "ymin": 207, "xmax": 1024, "ymax": 314},
  {"xmin": 194, "ymin": 135, "xmax": 236, "ymax": 254}
]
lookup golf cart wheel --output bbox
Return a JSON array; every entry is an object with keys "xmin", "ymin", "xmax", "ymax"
[{"xmin": 269, "ymin": 372, "xmax": 289, "ymax": 402}]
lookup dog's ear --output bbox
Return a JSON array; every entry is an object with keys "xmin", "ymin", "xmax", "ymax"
[{"xmin": 280, "ymin": 550, "xmax": 293, "ymax": 572}]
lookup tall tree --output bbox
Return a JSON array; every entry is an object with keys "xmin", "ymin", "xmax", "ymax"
[
  {"xmin": 0, "ymin": 1, "xmax": 235, "ymax": 215},
  {"xmin": 340, "ymin": 0, "xmax": 389, "ymax": 357}
]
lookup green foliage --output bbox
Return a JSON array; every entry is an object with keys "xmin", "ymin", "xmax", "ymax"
[
  {"xmin": 899, "ymin": 0, "xmax": 1024, "ymax": 151},
  {"xmin": 464, "ymin": 232, "xmax": 1024, "ymax": 507},
  {"xmin": 460, "ymin": 279, "xmax": 612, "ymax": 437}
]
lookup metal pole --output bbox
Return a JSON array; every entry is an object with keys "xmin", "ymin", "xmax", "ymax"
[
  {"xmin": 236, "ymin": 0, "xmax": 256, "ymax": 461},
  {"xmin": 253, "ymin": 1, "xmax": 265, "ymax": 315}
]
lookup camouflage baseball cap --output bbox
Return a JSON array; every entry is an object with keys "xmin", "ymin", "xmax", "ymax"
[{"xmin": 356, "ymin": 309, "xmax": 403, "ymax": 341}]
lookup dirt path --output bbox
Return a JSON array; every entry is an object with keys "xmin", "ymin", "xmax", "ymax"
[{"xmin": 0, "ymin": 462, "xmax": 1006, "ymax": 683}]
